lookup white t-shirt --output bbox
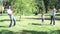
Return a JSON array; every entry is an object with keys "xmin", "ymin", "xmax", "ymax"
[
  {"xmin": 51, "ymin": 8, "xmax": 56, "ymax": 16},
  {"xmin": 41, "ymin": 14, "xmax": 45, "ymax": 19},
  {"xmin": 7, "ymin": 9, "xmax": 13, "ymax": 15}
]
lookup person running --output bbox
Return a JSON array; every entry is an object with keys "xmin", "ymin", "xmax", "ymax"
[
  {"xmin": 50, "ymin": 5, "xmax": 56, "ymax": 25},
  {"xmin": 6, "ymin": 6, "xmax": 16, "ymax": 27}
]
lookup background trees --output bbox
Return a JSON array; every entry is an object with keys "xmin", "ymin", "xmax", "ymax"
[{"xmin": 1, "ymin": 0, "xmax": 60, "ymax": 15}]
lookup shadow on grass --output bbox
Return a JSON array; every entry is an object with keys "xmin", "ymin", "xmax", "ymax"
[
  {"xmin": 24, "ymin": 17, "xmax": 50, "ymax": 20},
  {"xmin": 56, "ymin": 14, "xmax": 60, "ymax": 16},
  {"xmin": 0, "ymin": 29, "xmax": 60, "ymax": 34},
  {"xmin": 24, "ymin": 17, "xmax": 60, "ymax": 20},
  {"xmin": 21, "ymin": 30, "xmax": 60, "ymax": 34},
  {"xmin": 50, "ymin": 30, "xmax": 60, "ymax": 34},
  {"xmin": 0, "ymin": 19, "xmax": 20, "ymax": 22},
  {"xmin": 0, "ymin": 30, "xmax": 15, "ymax": 34},
  {"xmin": 45, "ymin": 14, "xmax": 60, "ymax": 16},
  {"xmin": 0, "ymin": 30, "xmax": 21, "ymax": 34},
  {"xmin": 31, "ymin": 23, "xmax": 51, "ymax": 26},
  {"xmin": 0, "ymin": 30, "xmax": 49, "ymax": 34},
  {"xmin": 32, "ymin": 23, "xmax": 42, "ymax": 26},
  {"xmin": 21, "ymin": 30, "xmax": 48, "ymax": 34},
  {"xmin": 0, "ymin": 26, "xmax": 8, "ymax": 28}
]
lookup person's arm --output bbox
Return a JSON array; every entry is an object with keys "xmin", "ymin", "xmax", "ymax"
[{"xmin": 54, "ymin": 8, "xmax": 57, "ymax": 13}]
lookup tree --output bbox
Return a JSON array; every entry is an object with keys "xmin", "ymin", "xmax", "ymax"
[
  {"xmin": 0, "ymin": 0, "xmax": 4, "ymax": 15},
  {"xmin": 43, "ymin": 0, "xmax": 49, "ymax": 13},
  {"xmin": 34, "ymin": 0, "xmax": 45, "ymax": 14},
  {"xmin": 48, "ymin": 0, "xmax": 58, "ymax": 9}
]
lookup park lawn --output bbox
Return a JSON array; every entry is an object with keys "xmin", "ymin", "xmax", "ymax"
[{"xmin": 0, "ymin": 13, "xmax": 60, "ymax": 34}]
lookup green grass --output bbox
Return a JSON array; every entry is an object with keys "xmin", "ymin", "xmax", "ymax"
[{"xmin": 0, "ymin": 13, "xmax": 60, "ymax": 34}]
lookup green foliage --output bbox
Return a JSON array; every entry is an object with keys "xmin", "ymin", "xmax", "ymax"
[
  {"xmin": 11, "ymin": 0, "xmax": 36, "ymax": 15},
  {"xmin": 48, "ymin": 0, "xmax": 58, "ymax": 9},
  {"xmin": 7, "ymin": 0, "xmax": 60, "ymax": 15},
  {"xmin": 56, "ymin": 3, "xmax": 60, "ymax": 9}
]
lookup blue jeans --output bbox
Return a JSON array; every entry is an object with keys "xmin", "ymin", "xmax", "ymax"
[
  {"xmin": 42, "ymin": 18, "xmax": 45, "ymax": 23},
  {"xmin": 50, "ymin": 16, "xmax": 55, "ymax": 25},
  {"xmin": 9, "ymin": 14, "xmax": 16, "ymax": 27}
]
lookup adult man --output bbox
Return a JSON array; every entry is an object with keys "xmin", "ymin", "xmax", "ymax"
[{"xmin": 50, "ymin": 6, "xmax": 56, "ymax": 25}]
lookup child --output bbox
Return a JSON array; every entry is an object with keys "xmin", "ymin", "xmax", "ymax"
[{"xmin": 41, "ymin": 11, "xmax": 45, "ymax": 23}]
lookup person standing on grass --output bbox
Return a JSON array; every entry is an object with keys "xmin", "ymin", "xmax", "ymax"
[
  {"xmin": 41, "ymin": 10, "xmax": 45, "ymax": 23},
  {"xmin": 6, "ymin": 6, "xmax": 16, "ymax": 27},
  {"xmin": 50, "ymin": 5, "xmax": 56, "ymax": 25}
]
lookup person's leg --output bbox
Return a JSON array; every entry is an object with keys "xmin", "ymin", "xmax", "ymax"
[
  {"xmin": 9, "ymin": 20, "xmax": 12, "ymax": 27},
  {"xmin": 42, "ymin": 18, "xmax": 43, "ymax": 23},
  {"xmin": 53, "ymin": 16, "xmax": 55, "ymax": 25},
  {"xmin": 50, "ymin": 16, "xmax": 53, "ymax": 25},
  {"xmin": 12, "ymin": 15, "xmax": 16, "ymax": 26},
  {"xmin": 42, "ymin": 18, "xmax": 44, "ymax": 23},
  {"xmin": 9, "ymin": 15, "xmax": 13, "ymax": 27}
]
